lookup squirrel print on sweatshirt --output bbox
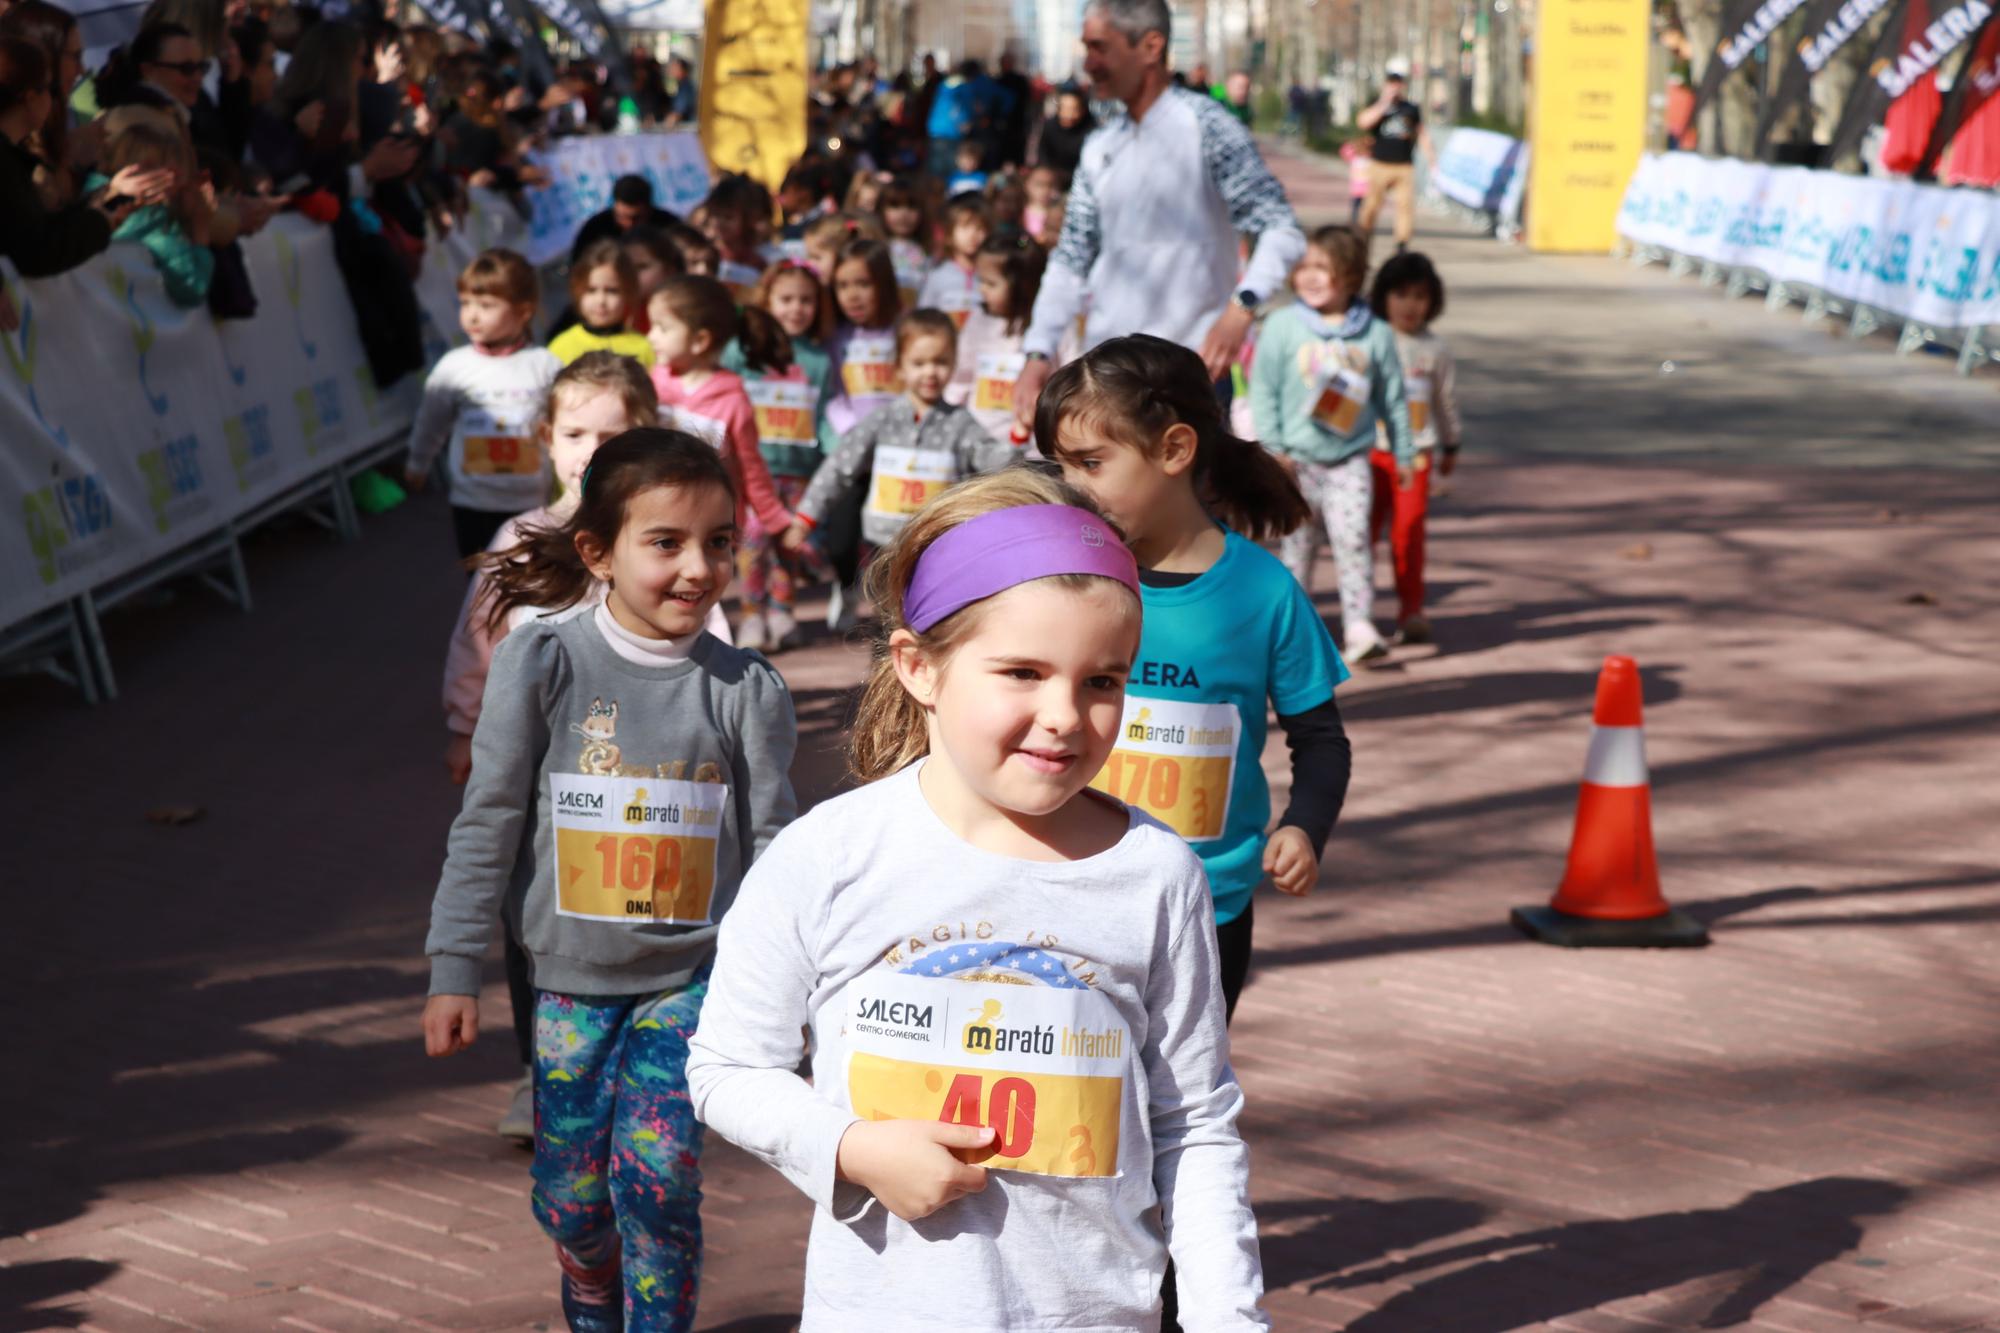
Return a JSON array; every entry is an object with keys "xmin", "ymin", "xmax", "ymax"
[{"xmin": 570, "ymin": 697, "xmax": 725, "ymax": 783}]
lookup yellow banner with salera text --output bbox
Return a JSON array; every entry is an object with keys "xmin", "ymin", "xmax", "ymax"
[
  {"xmin": 1527, "ymin": 0, "xmax": 1651, "ymax": 252},
  {"xmin": 698, "ymin": 0, "xmax": 809, "ymax": 200}
]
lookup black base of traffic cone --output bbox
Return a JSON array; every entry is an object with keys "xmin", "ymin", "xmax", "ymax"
[{"xmin": 1510, "ymin": 904, "xmax": 1710, "ymax": 948}]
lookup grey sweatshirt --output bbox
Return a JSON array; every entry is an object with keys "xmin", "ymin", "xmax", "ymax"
[
  {"xmin": 426, "ymin": 610, "xmax": 798, "ymax": 998},
  {"xmin": 686, "ymin": 763, "xmax": 1269, "ymax": 1331},
  {"xmin": 797, "ymin": 397, "xmax": 1020, "ymax": 548}
]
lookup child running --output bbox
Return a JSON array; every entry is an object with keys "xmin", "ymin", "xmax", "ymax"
[
  {"xmin": 549, "ymin": 240, "xmax": 654, "ymax": 367},
  {"xmin": 876, "ymin": 176, "xmax": 933, "ymax": 309},
  {"xmin": 1249, "ymin": 224, "xmax": 1414, "ymax": 664},
  {"xmin": 917, "ymin": 193, "xmax": 990, "ymax": 329},
  {"xmin": 405, "ymin": 248, "xmax": 563, "ymax": 558},
  {"xmin": 646, "ymin": 275, "xmax": 797, "ymax": 556},
  {"xmin": 725, "ymin": 300, "xmax": 824, "ymax": 653},
  {"xmin": 948, "ymin": 228, "xmax": 1047, "ymax": 446},
  {"xmin": 785, "ymin": 308, "xmax": 1015, "ymax": 562},
  {"xmin": 437, "ymin": 352, "xmax": 660, "ymax": 1142},
  {"xmin": 1044, "ymin": 333, "xmax": 1353, "ymax": 1026},
  {"xmin": 1369, "ymin": 251, "xmax": 1461, "ymax": 645},
  {"xmin": 423, "ymin": 427, "xmax": 798, "ymax": 1333},
  {"xmin": 687, "ymin": 468, "xmax": 1270, "ymax": 1332}
]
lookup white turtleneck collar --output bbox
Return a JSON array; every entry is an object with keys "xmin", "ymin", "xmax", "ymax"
[{"xmin": 595, "ymin": 601, "xmax": 701, "ymax": 666}]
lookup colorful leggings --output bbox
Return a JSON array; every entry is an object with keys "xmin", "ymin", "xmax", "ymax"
[
  {"xmin": 1279, "ymin": 452, "xmax": 1376, "ymax": 640},
  {"xmin": 738, "ymin": 474, "xmax": 810, "ymax": 612},
  {"xmin": 531, "ymin": 973, "xmax": 709, "ymax": 1332}
]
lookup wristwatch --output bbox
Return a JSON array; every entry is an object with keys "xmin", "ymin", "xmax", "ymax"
[{"xmin": 1234, "ymin": 289, "xmax": 1260, "ymax": 311}]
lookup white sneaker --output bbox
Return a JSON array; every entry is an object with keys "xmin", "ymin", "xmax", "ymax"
[
  {"xmin": 827, "ymin": 580, "xmax": 860, "ymax": 632},
  {"xmin": 766, "ymin": 606, "xmax": 800, "ymax": 651},
  {"xmin": 1346, "ymin": 621, "xmax": 1391, "ymax": 665},
  {"xmin": 496, "ymin": 1067, "xmax": 533, "ymax": 1144},
  {"xmin": 736, "ymin": 611, "xmax": 768, "ymax": 652}
]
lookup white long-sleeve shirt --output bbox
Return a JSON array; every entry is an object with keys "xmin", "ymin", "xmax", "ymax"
[
  {"xmin": 405, "ymin": 345, "xmax": 562, "ymax": 513},
  {"xmin": 687, "ymin": 763, "xmax": 1270, "ymax": 1332},
  {"xmin": 1026, "ymin": 86, "xmax": 1306, "ymax": 359}
]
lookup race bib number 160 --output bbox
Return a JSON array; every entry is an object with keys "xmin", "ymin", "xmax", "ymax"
[
  {"xmin": 845, "ymin": 970, "xmax": 1126, "ymax": 1179},
  {"xmin": 547, "ymin": 773, "xmax": 725, "ymax": 924}
]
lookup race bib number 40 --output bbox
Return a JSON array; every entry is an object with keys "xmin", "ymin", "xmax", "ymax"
[
  {"xmin": 1088, "ymin": 697, "xmax": 1239, "ymax": 842},
  {"xmin": 548, "ymin": 774, "xmax": 725, "ymax": 924},
  {"xmin": 845, "ymin": 970, "xmax": 1125, "ymax": 1179},
  {"xmin": 865, "ymin": 445, "xmax": 953, "ymax": 522}
]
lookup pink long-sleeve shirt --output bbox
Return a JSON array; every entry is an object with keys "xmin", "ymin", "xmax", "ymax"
[{"xmin": 651, "ymin": 367, "xmax": 795, "ymax": 534}]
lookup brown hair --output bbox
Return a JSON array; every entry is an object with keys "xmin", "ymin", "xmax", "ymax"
[
  {"xmin": 664, "ymin": 219, "xmax": 718, "ymax": 270},
  {"xmin": 735, "ymin": 306, "xmax": 794, "ymax": 376},
  {"xmin": 941, "ymin": 193, "xmax": 991, "ymax": 239},
  {"xmin": 620, "ymin": 225, "xmax": 687, "ymax": 283},
  {"xmin": 876, "ymin": 175, "xmax": 933, "ymax": 254},
  {"xmin": 894, "ymin": 307, "xmax": 957, "ymax": 362},
  {"xmin": 850, "ymin": 467, "xmax": 1135, "ymax": 782},
  {"xmin": 567, "ymin": 239, "xmax": 639, "ymax": 321},
  {"xmin": 459, "ymin": 248, "xmax": 538, "ymax": 307},
  {"xmin": 649, "ymin": 273, "xmax": 738, "ymax": 346},
  {"xmin": 1037, "ymin": 334, "xmax": 1310, "ymax": 542},
  {"xmin": 832, "ymin": 237, "xmax": 900, "ymax": 328},
  {"xmin": 1306, "ymin": 223, "xmax": 1370, "ymax": 296},
  {"xmin": 531, "ymin": 350, "xmax": 659, "ymax": 451},
  {"xmin": 478, "ymin": 428, "xmax": 737, "ymax": 628},
  {"xmin": 976, "ymin": 229, "xmax": 1046, "ymax": 337},
  {"xmin": 753, "ymin": 260, "xmax": 832, "ymax": 344},
  {"xmin": 0, "ymin": 2, "xmax": 76, "ymax": 170},
  {"xmin": 806, "ymin": 209, "xmax": 885, "ymax": 255}
]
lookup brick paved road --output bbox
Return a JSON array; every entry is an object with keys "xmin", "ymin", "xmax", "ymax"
[{"xmin": 5, "ymin": 146, "xmax": 1999, "ymax": 1332}]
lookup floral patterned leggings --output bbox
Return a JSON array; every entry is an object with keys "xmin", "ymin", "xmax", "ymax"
[
  {"xmin": 530, "ymin": 972, "xmax": 708, "ymax": 1332},
  {"xmin": 1279, "ymin": 452, "xmax": 1376, "ymax": 641},
  {"xmin": 737, "ymin": 475, "xmax": 811, "ymax": 613}
]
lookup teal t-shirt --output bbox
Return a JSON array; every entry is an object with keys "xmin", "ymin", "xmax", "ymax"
[
  {"xmin": 1094, "ymin": 529, "xmax": 1350, "ymax": 922},
  {"xmin": 722, "ymin": 335, "xmax": 832, "ymax": 478}
]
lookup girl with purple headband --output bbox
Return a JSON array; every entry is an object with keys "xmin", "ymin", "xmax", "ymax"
[{"xmin": 689, "ymin": 468, "xmax": 1270, "ymax": 1330}]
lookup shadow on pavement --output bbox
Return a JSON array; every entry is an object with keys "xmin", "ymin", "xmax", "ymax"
[
  {"xmin": 1326, "ymin": 1177, "xmax": 1909, "ymax": 1330},
  {"xmin": 1258, "ymin": 1195, "xmax": 1490, "ymax": 1291}
]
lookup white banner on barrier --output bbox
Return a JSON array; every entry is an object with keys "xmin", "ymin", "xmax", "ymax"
[
  {"xmin": 0, "ymin": 134, "xmax": 710, "ymax": 638},
  {"xmin": 524, "ymin": 132, "xmax": 713, "ymax": 266},
  {"xmin": 1434, "ymin": 127, "xmax": 1529, "ymax": 223},
  {"xmin": 1618, "ymin": 152, "xmax": 2000, "ymax": 328}
]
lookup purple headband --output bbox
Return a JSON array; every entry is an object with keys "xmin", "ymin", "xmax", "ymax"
[{"xmin": 904, "ymin": 504, "xmax": 1140, "ymax": 633}]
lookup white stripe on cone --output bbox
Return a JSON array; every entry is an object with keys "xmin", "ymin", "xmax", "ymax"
[{"xmin": 1581, "ymin": 726, "xmax": 1649, "ymax": 788}]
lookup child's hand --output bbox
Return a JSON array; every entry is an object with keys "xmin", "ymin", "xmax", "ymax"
[
  {"xmin": 1395, "ymin": 461, "xmax": 1418, "ymax": 490},
  {"xmin": 780, "ymin": 519, "xmax": 812, "ymax": 553},
  {"xmin": 836, "ymin": 1118, "xmax": 996, "ymax": 1222},
  {"xmin": 403, "ymin": 464, "xmax": 428, "ymax": 493},
  {"xmin": 1265, "ymin": 826, "xmax": 1319, "ymax": 896},
  {"xmin": 1440, "ymin": 446, "xmax": 1460, "ymax": 476},
  {"xmin": 445, "ymin": 732, "xmax": 472, "ymax": 784},
  {"xmin": 423, "ymin": 994, "xmax": 480, "ymax": 1056}
]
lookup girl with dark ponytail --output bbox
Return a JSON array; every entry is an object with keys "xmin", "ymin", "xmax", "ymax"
[{"xmin": 1039, "ymin": 332, "xmax": 1354, "ymax": 1026}]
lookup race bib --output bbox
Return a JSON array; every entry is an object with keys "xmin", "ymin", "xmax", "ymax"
[
  {"xmin": 1311, "ymin": 366, "xmax": 1370, "ymax": 436},
  {"xmin": 845, "ymin": 970, "xmax": 1125, "ymax": 1179},
  {"xmin": 1405, "ymin": 372, "xmax": 1433, "ymax": 441},
  {"xmin": 748, "ymin": 378, "xmax": 817, "ymax": 447},
  {"xmin": 718, "ymin": 259, "xmax": 764, "ymax": 298},
  {"xmin": 931, "ymin": 277, "xmax": 979, "ymax": 329},
  {"xmin": 548, "ymin": 773, "xmax": 725, "ymax": 924},
  {"xmin": 671, "ymin": 407, "xmax": 729, "ymax": 451},
  {"xmin": 892, "ymin": 241, "xmax": 929, "ymax": 309},
  {"xmin": 1088, "ymin": 697, "xmax": 1239, "ymax": 842},
  {"xmin": 841, "ymin": 332, "xmax": 899, "ymax": 401},
  {"xmin": 460, "ymin": 410, "xmax": 537, "ymax": 475},
  {"xmin": 865, "ymin": 444, "xmax": 953, "ymax": 523},
  {"xmin": 973, "ymin": 351, "xmax": 1026, "ymax": 414}
]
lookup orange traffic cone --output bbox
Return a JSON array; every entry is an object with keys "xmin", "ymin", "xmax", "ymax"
[{"xmin": 1512, "ymin": 655, "xmax": 1708, "ymax": 947}]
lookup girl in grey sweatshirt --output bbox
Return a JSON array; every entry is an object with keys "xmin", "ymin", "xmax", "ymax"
[
  {"xmin": 689, "ymin": 469, "xmax": 1268, "ymax": 1332},
  {"xmin": 422, "ymin": 429, "xmax": 798, "ymax": 1333}
]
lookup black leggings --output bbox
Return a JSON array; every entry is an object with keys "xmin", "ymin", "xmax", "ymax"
[
  {"xmin": 1161, "ymin": 901, "xmax": 1254, "ymax": 1331},
  {"xmin": 503, "ymin": 920, "xmax": 535, "ymax": 1067}
]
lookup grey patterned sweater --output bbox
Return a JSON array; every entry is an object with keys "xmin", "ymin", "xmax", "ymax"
[{"xmin": 798, "ymin": 397, "xmax": 1020, "ymax": 547}]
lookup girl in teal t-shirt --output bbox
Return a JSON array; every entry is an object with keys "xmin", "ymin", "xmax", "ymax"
[{"xmin": 1039, "ymin": 333, "xmax": 1353, "ymax": 1022}]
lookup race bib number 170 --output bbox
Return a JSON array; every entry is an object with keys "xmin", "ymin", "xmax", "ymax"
[
  {"xmin": 845, "ymin": 970, "xmax": 1126, "ymax": 1178},
  {"xmin": 1088, "ymin": 696, "xmax": 1239, "ymax": 842},
  {"xmin": 547, "ymin": 773, "xmax": 725, "ymax": 923}
]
